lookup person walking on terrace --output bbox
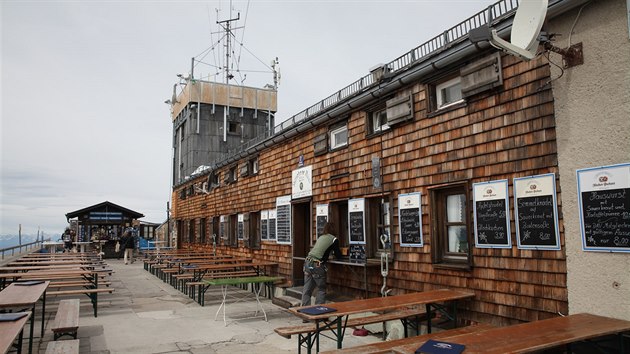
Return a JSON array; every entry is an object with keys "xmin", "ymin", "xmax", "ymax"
[
  {"xmin": 121, "ymin": 230, "xmax": 136, "ymax": 265},
  {"xmin": 301, "ymin": 222, "xmax": 342, "ymax": 306}
]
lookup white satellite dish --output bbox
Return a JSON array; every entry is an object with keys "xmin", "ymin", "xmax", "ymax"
[{"xmin": 470, "ymin": 0, "xmax": 548, "ymax": 61}]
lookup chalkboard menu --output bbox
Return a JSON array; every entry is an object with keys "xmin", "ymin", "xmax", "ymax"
[
  {"xmin": 514, "ymin": 174, "xmax": 560, "ymax": 250},
  {"xmin": 261, "ymin": 210, "xmax": 268, "ymax": 240},
  {"xmin": 276, "ymin": 196, "xmax": 292, "ymax": 244},
  {"xmin": 316, "ymin": 204, "xmax": 328, "ymax": 237},
  {"xmin": 473, "ymin": 180, "xmax": 511, "ymax": 248},
  {"xmin": 349, "ymin": 245, "xmax": 366, "ymax": 262},
  {"xmin": 577, "ymin": 163, "xmax": 630, "ymax": 252},
  {"xmin": 398, "ymin": 193, "xmax": 423, "ymax": 247},
  {"xmin": 348, "ymin": 199, "xmax": 365, "ymax": 244},
  {"xmin": 237, "ymin": 214, "xmax": 244, "ymax": 240},
  {"xmin": 268, "ymin": 209, "xmax": 277, "ymax": 241}
]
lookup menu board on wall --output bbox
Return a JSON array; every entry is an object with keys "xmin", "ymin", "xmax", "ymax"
[
  {"xmin": 398, "ymin": 193, "xmax": 423, "ymax": 247},
  {"xmin": 268, "ymin": 209, "xmax": 277, "ymax": 241},
  {"xmin": 276, "ymin": 196, "xmax": 292, "ymax": 245},
  {"xmin": 316, "ymin": 204, "xmax": 328, "ymax": 237},
  {"xmin": 261, "ymin": 210, "xmax": 269, "ymax": 240},
  {"xmin": 348, "ymin": 198, "xmax": 366, "ymax": 244},
  {"xmin": 514, "ymin": 173, "xmax": 560, "ymax": 250},
  {"xmin": 577, "ymin": 163, "xmax": 630, "ymax": 252},
  {"xmin": 350, "ymin": 245, "xmax": 366, "ymax": 262},
  {"xmin": 473, "ymin": 180, "xmax": 512, "ymax": 248},
  {"xmin": 237, "ymin": 214, "xmax": 244, "ymax": 240}
]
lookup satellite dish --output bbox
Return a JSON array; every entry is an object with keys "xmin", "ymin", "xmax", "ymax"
[{"xmin": 470, "ymin": 0, "xmax": 548, "ymax": 61}]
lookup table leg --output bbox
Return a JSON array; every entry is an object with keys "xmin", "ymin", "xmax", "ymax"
[
  {"xmin": 315, "ymin": 320, "xmax": 320, "ymax": 353},
  {"xmin": 335, "ymin": 316, "xmax": 342, "ymax": 349},
  {"xmin": 214, "ymin": 285, "xmax": 228, "ymax": 326},
  {"xmin": 426, "ymin": 304, "xmax": 432, "ymax": 333},
  {"xmin": 28, "ymin": 305, "xmax": 35, "ymax": 354},
  {"xmin": 41, "ymin": 291, "xmax": 46, "ymax": 337},
  {"xmin": 17, "ymin": 325, "xmax": 24, "ymax": 354},
  {"xmin": 253, "ymin": 283, "xmax": 267, "ymax": 321}
]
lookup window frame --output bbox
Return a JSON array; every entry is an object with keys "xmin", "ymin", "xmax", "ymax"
[
  {"xmin": 329, "ymin": 123, "xmax": 348, "ymax": 151},
  {"xmin": 429, "ymin": 183, "xmax": 472, "ymax": 269},
  {"xmin": 227, "ymin": 121, "xmax": 241, "ymax": 135},
  {"xmin": 435, "ymin": 76, "xmax": 464, "ymax": 110},
  {"xmin": 367, "ymin": 107, "xmax": 390, "ymax": 136}
]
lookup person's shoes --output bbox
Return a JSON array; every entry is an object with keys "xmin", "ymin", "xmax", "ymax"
[{"xmin": 124, "ymin": 262, "xmax": 128, "ymax": 265}]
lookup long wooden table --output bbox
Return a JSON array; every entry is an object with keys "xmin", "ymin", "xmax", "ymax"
[
  {"xmin": 0, "ymin": 311, "xmax": 31, "ymax": 354},
  {"xmin": 288, "ymin": 289, "xmax": 475, "ymax": 353},
  {"xmin": 385, "ymin": 313, "xmax": 630, "ymax": 353},
  {"xmin": 0, "ymin": 281, "xmax": 49, "ymax": 354}
]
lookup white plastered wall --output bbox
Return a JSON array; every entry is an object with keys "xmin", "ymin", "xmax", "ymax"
[{"xmin": 549, "ymin": 0, "xmax": 630, "ymax": 320}]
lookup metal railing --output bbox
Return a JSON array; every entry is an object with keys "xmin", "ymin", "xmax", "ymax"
[
  {"xmin": 190, "ymin": 0, "xmax": 520, "ymax": 181},
  {"xmin": 0, "ymin": 239, "xmax": 50, "ymax": 260}
]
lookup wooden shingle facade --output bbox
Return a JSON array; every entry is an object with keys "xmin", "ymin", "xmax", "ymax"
[{"xmin": 170, "ymin": 0, "xmax": 630, "ymax": 326}]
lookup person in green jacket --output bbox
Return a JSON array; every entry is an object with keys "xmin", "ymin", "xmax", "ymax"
[{"xmin": 301, "ymin": 222, "xmax": 342, "ymax": 306}]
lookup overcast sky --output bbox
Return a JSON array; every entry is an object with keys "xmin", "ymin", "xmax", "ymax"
[{"xmin": 1, "ymin": 0, "xmax": 495, "ymax": 236}]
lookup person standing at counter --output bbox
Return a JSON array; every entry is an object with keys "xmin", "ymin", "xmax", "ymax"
[
  {"xmin": 301, "ymin": 222, "xmax": 342, "ymax": 306},
  {"xmin": 121, "ymin": 230, "xmax": 136, "ymax": 265}
]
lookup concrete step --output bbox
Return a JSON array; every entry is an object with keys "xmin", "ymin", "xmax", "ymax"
[
  {"xmin": 285, "ymin": 286, "xmax": 303, "ymax": 300},
  {"xmin": 272, "ymin": 295, "xmax": 301, "ymax": 309}
]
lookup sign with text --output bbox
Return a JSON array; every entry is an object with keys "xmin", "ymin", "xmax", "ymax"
[
  {"xmin": 237, "ymin": 214, "xmax": 244, "ymax": 240},
  {"xmin": 473, "ymin": 180, "xmax": 511, "ymax": 248},
  {"xmin": 316, "ymin": 204, "xmax": 328, "ymax": 237},
  {"xmin": 292, "ymin": 165, "xmax": 313, "ymax": 199},
  {"xmin": 276, "ymin": 196, "xmax": 292, "ymax": 244},
  {"xmin": 268, "ymin": 209, "xmax": 277, "ymax": 241},
  {"xmin": 349, "ymin": 244, "xmax": 366, "ymax": 262},
  {"xmin": 514, "ymin": 173, "xmax": 560, "ymax": 250},
  {"xmin": 348, "ymin": 198, "xmax": 366, "ymax": 244},
  {"xmin": 261, "ymin": 210, "xmax": 269, "ymax": 240},
  {"xmin": 398, "ymin": 193, "xmax": 423, "ymax": 247},
  {"xmin": 577, "ymin": 163, "xmax": 630, "ymax": 252}
]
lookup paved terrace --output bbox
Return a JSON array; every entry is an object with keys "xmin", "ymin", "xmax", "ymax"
[{"xmin": 25, "ymin": 258, "xmax": 381, "ymax": 353}]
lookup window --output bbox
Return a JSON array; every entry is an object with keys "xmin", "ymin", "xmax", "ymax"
[
  {"xmin": 229, "ymin": 214, "xmax": 238, "ymax": 247},
  {"xmin": 329, "ymin": 123, "xmax": 348, "ymax": 150},
  {"xmin": 245, "ymin": 212, "xmax": 261, "ymax": 249},
  {"xmin": 368, "ymin": 108, "xmax": 390, "ymax": 135},
  {"xmin": 430, "ymin": 184, "xmax": 471, "ymax": 268},
  {"xmin": 225, "ymin": 166, "xmax": 237, "ymax": 184},
  {"xmin": 209, "ymin": 172, "xmax": 220, "ymax": 188},
  {"xmin": 365, "ymin": 196, "xmax": 392, "ymax": 258},
  {"xmin": 228, "ymin": 121, "xmax": 241, "ymax": 135},
  {"xmin": 199, "ymin": 218, "xmax": 206, "ymax": 244},
  {"xmin": 250, "ymin": 157, "xmax": 259, "ymax": 175},
  {"xmin": 435, "ymin": 77, "xmax": 463, "ymax": 109},
  {"xmin": 188, "ymin": 219, "xmax": 195, "ymax": 244}
]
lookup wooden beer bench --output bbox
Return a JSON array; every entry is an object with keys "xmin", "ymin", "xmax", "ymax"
[
  {"xmin": 319, "ymin": 323, "xmax": 495, "ymax": 353},
  {"xmin": 382, "ymin": 312, "xmax": 630, "ymax": 353},
  {"xmin": 276, "ymin": 307, "xmax": 431, "ymax": 339},
  {"xmin": 51, "ymin": 299, "xmax": 80, "ymax": 340},
  {"xmin": 284, "ymin": 289, "xmax": 475, "ymax": 354}
]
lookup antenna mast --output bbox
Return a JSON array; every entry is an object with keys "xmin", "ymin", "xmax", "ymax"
[
  {"xmin": 217, "ymin": 12, "xmax": 240, "ymax": 84},
  {"xmin": 217, "ymin": 10, "xmax": 240, "ymax": 142}
]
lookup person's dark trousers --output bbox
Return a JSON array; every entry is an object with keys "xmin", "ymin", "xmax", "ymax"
[{"xmin": 301, "ymin": 260, "xmax": 327, "ymax": 306}]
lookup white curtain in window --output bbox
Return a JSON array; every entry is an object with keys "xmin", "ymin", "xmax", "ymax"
[{"xmin": 447, "ymin": 194, "xmax": 467, "ymax": 253}]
